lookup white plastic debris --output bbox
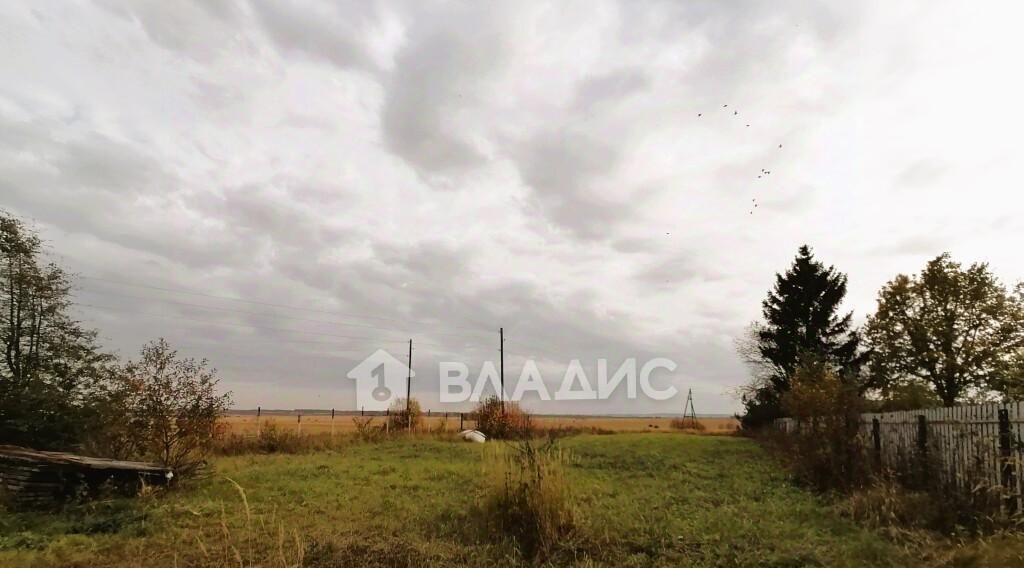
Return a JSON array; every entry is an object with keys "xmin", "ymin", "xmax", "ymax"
[{"xmin": 459, "ymin": 429, "xmax": 486, "ymax": 443}]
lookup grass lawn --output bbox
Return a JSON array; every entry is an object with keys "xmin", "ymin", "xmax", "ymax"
[{"xmin": 0, "ymin": 433, "xmax": 1002, "ymax": 566}]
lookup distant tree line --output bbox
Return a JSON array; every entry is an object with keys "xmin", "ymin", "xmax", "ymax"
[
  {"xmin": 1, "ymin": 211, "xmax": 231, "ymax": 474},
  {"xmin": 739, "ymin": 245, "xmax": 1024, "ymax": 429}
]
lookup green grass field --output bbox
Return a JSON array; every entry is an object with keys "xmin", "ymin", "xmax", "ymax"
[{"xmin": 1, "ymin": 433, "xmax": 1018, "ymax": 566}]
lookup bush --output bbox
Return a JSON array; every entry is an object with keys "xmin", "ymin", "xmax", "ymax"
[
  {"xmin": 778, "ymin": 358, "xmax": 870, "ymax": 491},
  {"xmin": 738, "ymin": 384, "xmax": 785, "ymax": 431},
  {"xmin": 88, "ymin": 339, "xmax": 232, "ymax": 476},
  {"xmin": 473, "ymin": 397, "xmax": 532, "ymax": 440},
  {"xmin": 386, "ymin": 398, "xmax": 422, "ymax": 432},
  {"xmin": 352, "ymin": 416, "xmax": 388, "ymax": 442},
  {"xmin": 478, "ymin": 440, "xmax": 577, "ymax": 561}
]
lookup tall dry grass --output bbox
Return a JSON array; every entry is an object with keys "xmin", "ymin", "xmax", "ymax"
[
  {"xmin": 215, "ymin": 422, "xmax": 350, "ymax": 455},
  {"xmin": 186, "ymin": 477, "xmax": 304, "ymax": 567},
  {"xmin": 669, "ymin": 416, "xmax": 706, "ymax": 431},
  {"xmin": 478, "ymin": 440, "xmax": 578, "ymax": 561}
]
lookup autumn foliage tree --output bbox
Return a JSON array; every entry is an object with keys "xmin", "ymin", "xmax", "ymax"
[{"xmin": 866, "ymin": 253, "xmax": 1024, "ymax": 405}]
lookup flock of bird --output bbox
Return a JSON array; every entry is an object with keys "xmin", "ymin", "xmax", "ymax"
[{"xmin": 694, "ymin": 104, "xmax": 784, "ymax": 216}]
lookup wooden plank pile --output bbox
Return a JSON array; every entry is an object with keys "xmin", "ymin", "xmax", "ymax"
[{"xmin": 0, "ymin": 445, "xmax": 172, "ymax": 508}]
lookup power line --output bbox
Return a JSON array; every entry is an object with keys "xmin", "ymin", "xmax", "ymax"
[
  {"xmin": 74, "ymin": 275, "xmax": 566, "ymax": 357},
  {"xmin": 73, "ymin": 286, "xmax": 492, "ymax": 340},
  {"xmin": 72, "ymin": 301, "xmax": 452, "ymax": 347},
  {"xmin": 76, "ymin": 275, "xmax": 494, "ymax": 335}
]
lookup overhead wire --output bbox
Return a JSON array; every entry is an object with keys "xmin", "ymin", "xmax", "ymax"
[
  {"xmin": 73, "ymin": 301, "xmax": 441, "ymax": 346},
  {"xmin": 76, "ymin": 275, "xmax": 494, "ymax": 335},
  {"xmin": 73, "ymin": 275, "xmax": 563, "ymax": 360},
  {"xmin": 74, "ymin": 286, "xmax": 493, "ymax": 340}
]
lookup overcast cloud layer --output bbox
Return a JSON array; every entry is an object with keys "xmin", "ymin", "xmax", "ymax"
[{"xmin": 2, "ymin": 1, "xmax": 1023, "ymax": 414}]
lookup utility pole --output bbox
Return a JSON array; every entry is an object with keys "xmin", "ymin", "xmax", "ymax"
[
  {"xmin": 407, "ymin": 339, "xmax": 413, "ymax": 431},
  {"xmin": 499, "ymin": 327, "xmax": 504, "ymax": 411}
]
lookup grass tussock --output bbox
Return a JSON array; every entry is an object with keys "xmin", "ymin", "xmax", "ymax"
[{"xmin": 478, "ymin": 440, "xmax": 579, "ymax": 561}]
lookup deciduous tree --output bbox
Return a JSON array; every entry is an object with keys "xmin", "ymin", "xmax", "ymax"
[
  {"xmin": 865, "ymin": 254, "xmax": 1024, "ymax": 405},
  {"xmin": 0, "ymin": 211, "xmax": 112, "ymax": 448}
]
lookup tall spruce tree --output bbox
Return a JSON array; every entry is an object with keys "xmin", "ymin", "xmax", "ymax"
[{"xmin": 741, "ymin": 245, "xmax": 866, "ymax": 427}]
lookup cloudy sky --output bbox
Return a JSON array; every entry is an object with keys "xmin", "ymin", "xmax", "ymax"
[{"xmin": 2, "ymin": 1, "xmax": 1023, "ymax": 415}]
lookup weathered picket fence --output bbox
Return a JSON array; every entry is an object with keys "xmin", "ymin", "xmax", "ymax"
[{"xmin": 775, "ymin": 401, "xmax": 1024, "ymax": 513}]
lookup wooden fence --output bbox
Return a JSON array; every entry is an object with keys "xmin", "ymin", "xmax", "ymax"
[{"xmin": 775, "ymin": 401, "xmax": 1024, "ymax": 513}]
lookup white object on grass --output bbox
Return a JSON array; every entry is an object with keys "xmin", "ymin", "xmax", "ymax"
[{"xmin": 459, "ymin": 429, "xmax": 486, "ymax": 443}]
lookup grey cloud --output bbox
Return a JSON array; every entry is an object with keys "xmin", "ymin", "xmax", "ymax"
[
  {"xmin": 573, "ymin": 69, "xmax": 650, "ymax": 109},
  {"xmin": 379, "ymin": 3, "xmax": 513, "ymax": 175},
  {"xmin": 634, "ymin": 250, "xmax": 727, "ymax": 292},
  {"xmin": 611, "ymin": 237, "xmax": 661, "ymax": 255},
  {"xmin": 96, "ymin": 0, "xmax": 247, "ymax": 59},
  {"xmin": 641, "ymin": 2, "xmax": 863, "ymax": 95},
  {"xmin": 758, "ymin": 185, "xmax": 815, "ymax": 214},
  {"xmin": 7, "ymin": 0, "xmax": 988, "ymax": 416},
  {"xmin": 0, "ymin": 110, "xmax": 253, "ymax": 269},
  {"xmin": 514, "ymin": 128, "xmax": 629, "ymax": 240},
  {"xmin": 867, "ymin": 235, "xmax": 946, "ymax": 258},
  {"xmin": 894, "ymin": 160, "xmax": 947, "ymax": 190},
  {"xmin": 248, "ymin": 0, "xmax": 380, "ymax": 71},
  {"xmin": 193, "ymin": 182, "xmax": 354, "ymax": 251}
]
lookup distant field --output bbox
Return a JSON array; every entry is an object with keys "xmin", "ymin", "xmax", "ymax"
[
  {"xmin": 0, "ymin": 434, "xmax": 958, "ymax": 567},
  {"xmin": 220, "ymin": 413, "xmax": 739, "ymax": 435}
]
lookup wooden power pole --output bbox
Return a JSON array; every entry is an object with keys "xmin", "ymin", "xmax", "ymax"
[
  {"xmin": 406, "ymin": 339, "xmax": 413, "ymax": 431},
  {"xmin": 499, "ymin": 327, "xmax": 504, "ymax": 410}
]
